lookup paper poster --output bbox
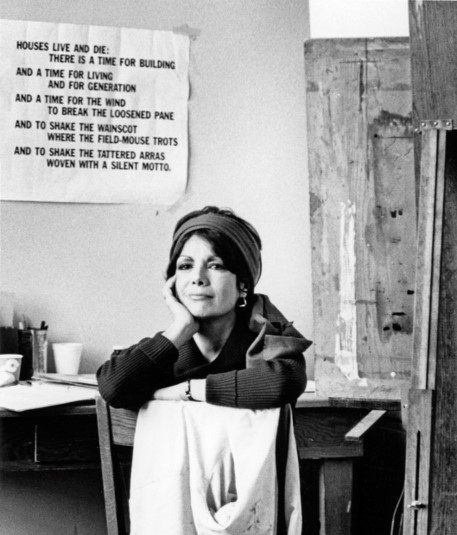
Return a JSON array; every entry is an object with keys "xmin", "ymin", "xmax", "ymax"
[{"xmin": 0, "ymin": 19, "xmax": 189, "ymax": 204}]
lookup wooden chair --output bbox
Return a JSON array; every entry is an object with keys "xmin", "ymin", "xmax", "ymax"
[{"xmin": 96, "ymin": 396, "xmax": 138, "ymax": 535}]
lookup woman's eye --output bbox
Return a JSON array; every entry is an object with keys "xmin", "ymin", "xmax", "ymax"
[
  {"xmin": 177, "ymin": 263, "xmax": 192, "ymax": 270},
  {"xmin": 209, "ymin": 262, "xmax": 225, "ymax": 270}
]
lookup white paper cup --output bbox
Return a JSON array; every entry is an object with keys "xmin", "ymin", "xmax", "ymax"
[
  {"xmin": 0, "ymin": 354, "xmax": 23, "ymax": 384},
  {"xmin": 52, "ymin": 343, "xmax": 83, "ymax": 375}
]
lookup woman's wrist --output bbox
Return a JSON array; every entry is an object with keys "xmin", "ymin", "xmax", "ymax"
[
  {"xmin": 177, "ymin": 379, "xmax": 206, "ymax": 402},
  {"xmin": 188, "ymin": 379, "xmax": 206, "ymax": 402},
  {"xmin": 162, "ymin": 322, "xmax": 196, "ymax": 348}
]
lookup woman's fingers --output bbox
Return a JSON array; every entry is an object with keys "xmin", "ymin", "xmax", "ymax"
[
  {"xmin": 162, "ymin": 276, "xmax": 199, "ymax": 347},
  {"xmin": 163, "ymin": 276, "xmax": 184, "ymax": 312},
  {"xmin": 162, "ymin": 276, "xmax": 192, "ymax": 320},
  {"xmin": 163, "ymin": 275, "xmax": 176, "ymax": 300}
]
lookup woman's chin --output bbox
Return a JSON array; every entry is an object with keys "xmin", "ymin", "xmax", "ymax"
[
  {"xmin": 190, "ymin": 308, "xmax": 215, "ymax": 320},
  {"xmin": 183, "ymin": 301, "xmax": 211, "ymax": 317},
  {"xmin": 184, "ymin": 302, "xmax": 235, "ymax": 322}
]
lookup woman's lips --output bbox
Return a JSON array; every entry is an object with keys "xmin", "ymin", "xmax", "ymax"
[{"xmin": 187, "ymin": 294, "xmax": 212, "ymax": 300}]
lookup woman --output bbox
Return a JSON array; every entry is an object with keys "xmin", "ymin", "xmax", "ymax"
[{"xmin": 97, "ymin": 206, "xmax": 311, "ymax": 411}]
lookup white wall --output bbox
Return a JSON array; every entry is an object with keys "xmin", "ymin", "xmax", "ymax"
[
  {"xmin": 0, "ymin": 0, "xmax": 314, "ymax": 378},
  {"xmin": 0, "ymin": 2, "xmax": 311, "ymax": 533},
  {"xmin": 310, "ymin": 0, "xmax": 409, "ymax": 38},
  {"xmin": 0, "ymin": 2, "xmax": 411, "ymax": 532}
]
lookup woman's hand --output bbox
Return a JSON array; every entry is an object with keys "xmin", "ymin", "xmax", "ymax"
[
  {"xmin": 153, "ymin": 382, "xmax": 188, "ymax": 401},
  {"xmin": 153, "ymin": 379, "xmax": 206, "ymax": 402},
  {"xmin": 162, "ymin": 275, "xmax": 199, "ymax": 348}
]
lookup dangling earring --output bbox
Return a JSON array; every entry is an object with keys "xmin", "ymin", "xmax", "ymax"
[{"xmin": 238, "ymin": 295, "xmax": 247, "ymax": 308}]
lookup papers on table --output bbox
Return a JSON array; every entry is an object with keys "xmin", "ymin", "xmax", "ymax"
[
  {"xmin": 34, "ymin": 372, "xmax": 98, "ymax": 388},
  {"xmin": 0, "ymin": 381, "xmax": 98, "ymax": 412}
]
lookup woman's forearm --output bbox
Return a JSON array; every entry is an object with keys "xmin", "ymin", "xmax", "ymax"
[
  {"xmin": 96, "ymin": 333, "xmax": 179, "ymax": 408},
  {"xmin": 206, "ymin": 355, "xmax": 306, "ymax": 409}
]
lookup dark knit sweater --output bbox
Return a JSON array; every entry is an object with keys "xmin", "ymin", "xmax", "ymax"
[{"xmin": 96, "ymin": 317, "xmax": 306, "ymax": 410}]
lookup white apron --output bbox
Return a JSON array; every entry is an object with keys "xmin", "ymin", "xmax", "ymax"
[{"xmin": 130, "ymin": 400, "xmax": 301, "ymax": 534}]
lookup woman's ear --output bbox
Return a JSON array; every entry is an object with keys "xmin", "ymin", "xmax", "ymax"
[
  {"xmin": 238, "ymin": 282, "xmax": 248, "ymax": 296},
  {"xmin": 237, "ymin": 284, "xmax": 248, "ymax": 309}
]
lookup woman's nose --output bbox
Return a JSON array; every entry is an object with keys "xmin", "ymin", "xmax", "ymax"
[{"xmin": 191, "ymin": 266, "xmax": 208, "ymax": 286}]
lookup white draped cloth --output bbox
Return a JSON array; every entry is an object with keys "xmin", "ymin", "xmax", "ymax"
[{"xmin": 129, "ymin": 400, "xmax": 302, "ymax": 534}]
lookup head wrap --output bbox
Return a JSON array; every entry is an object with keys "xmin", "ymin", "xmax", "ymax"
[{"xmin": 171, "ymin": 212, "xmax": 262, "ymax": 286}]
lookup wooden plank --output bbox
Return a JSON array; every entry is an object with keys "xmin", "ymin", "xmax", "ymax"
[
  {"xmin": 109, "ymin": 407, "xmax": 137, "ymax": 447},
  {"xmin": 359, "ymin": 42, "xmax": 415, "ymax": 386},
  {"xmin": 404, "ymin": 127, "xmax": 452, "ymax": 533},
  {"xmin": 344, "ymin": 410, "xmax": 386, "ymax": 442},
  {"xmin": 0, "ymin": 402, "xmax": 96, "ymax": 418},
  {"xmin": 426, "ymin": 129, "xmax": 446, "ymax": 392},
  {"xmin": 294, "ymin": 408, "xmax": 365, "ymax": 459},
  {"xmin": 95, "ymin": 396, "xmax": 121, "ymax": 535},
  {"xmin": 411, "ymin": 128, "xmax": 446, "ymax": 389},
  {"xmin": 319, "ymin": 459, "xmax": 353, "ymax": 535},
  {"xmin": 295, "ymin": 393, "xmax": 331, "ymax": 409},
  {"xmin": 305, "ymin": 38, "xmax": 415, "ymax": 400},
  {"xmin": 328, "ymin": 397, "xmax": 400, "ymax": 411},
  {"xmin": 408, "ymin": 2, "xmax": 457, "ymax": 531},
  {"xmin": 430, "ymin": 130, "xmax": 457, "ymax": 533},
  {"xmin": 403, "ymin": 389, "xmax": 433, "ymax": 534},
  {"xmin": 409, "ymin": 1, "xmax": 457, "ymax": 127},
  {"xmin": 295, "ymin": 392, "xmax": 402, "ymax": 410},
  {"xmin": 409, "ymin": 0, "xmax": 457, "ymax": 199}
]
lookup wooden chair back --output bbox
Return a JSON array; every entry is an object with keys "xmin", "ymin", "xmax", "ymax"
[{"xmin": 96, "ymin": 396, "xmax": 138, "ymax": 535}]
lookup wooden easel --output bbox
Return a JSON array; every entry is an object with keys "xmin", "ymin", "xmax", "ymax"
[{"xmin": 404, "ymin": 1, "xmax": 457, "ymax": 532}]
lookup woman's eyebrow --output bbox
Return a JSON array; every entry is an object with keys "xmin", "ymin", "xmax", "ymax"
[{"xmin": 177, "ymin": 255, "xmax": 222, "ymax": 261}]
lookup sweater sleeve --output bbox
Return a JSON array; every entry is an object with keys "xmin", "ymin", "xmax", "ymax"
[
  {"xmin": 205, "ymin": 349, "xmax": 306, "ymax": 409},
  {"xmin": 96, "ymin": 333, "xmax": 179, "ymax": 409}
]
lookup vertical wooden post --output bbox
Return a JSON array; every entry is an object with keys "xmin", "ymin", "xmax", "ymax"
[
  {"xmin": 406, "ymin": 1, "xmax": 457, "ymax": 532},
  {"xmin": 319, "ymin": 459, "xmax": 353, "ymax": 535},
  {"xmin": 409, "ymin": 0, "xmax": 457, "ymax": 198},
  {"xmin": 411, "ymin": 128, "xmax": 446, "ymax": 392},
  {"xmin": 96, "ymin": 396, "xmax": 124, "ymax": 535},
  {"xmin": 403, "ymin": 126, "xmax": 447, "ymax": 534}
]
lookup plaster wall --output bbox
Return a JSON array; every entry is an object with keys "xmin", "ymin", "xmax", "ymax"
[{"xmin": 0, "ymin": 2, "xmax": 311, "ymax": 533}]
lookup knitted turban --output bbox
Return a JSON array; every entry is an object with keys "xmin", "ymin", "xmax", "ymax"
[{"xmin": 170, "ymin": 212, "xmax": 262, "ymax": 286}]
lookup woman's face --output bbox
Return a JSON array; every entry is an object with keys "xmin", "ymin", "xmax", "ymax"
[{"xmin": 175, "ymin": 234, "xmax": 241, "ymax": 320}]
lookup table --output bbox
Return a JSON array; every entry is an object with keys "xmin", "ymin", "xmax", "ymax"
[
  {"xmin": 295, "ymin": 393, "xmax": 400, "ymax": 534},
  {"xmin": 0, "ymin": 403, "xmax": 99, "ymax": 471},
  {"xmin": 0, "ymin": 395, "xmax": 400, "ymax": 534}
]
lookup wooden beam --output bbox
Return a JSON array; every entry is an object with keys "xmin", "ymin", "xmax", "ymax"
[
  {"xmin": 344, "ymin": 410, "xmax": 386, "ymax": 442},
  {"xmin": 403, "ymin": 389, "xmax": 433, "ymax": 534},
  {"xmin": 96, "ymin": 396, "xmax": 122, "ymax": 535},
  {"xmin": 409, "ymin": 1, "xmax": 457, "ymax": 126},
  {"xmin": 409, "ymin": 0, "xmax": 457, "ymax": 193},
  {"xmin": 407, "ymin": 2, "xmax": 457, "ymax": 532},
  {"xmin": 319, "ymin": 459, "xmax": 353, "ymax": 535},
  {"xmin": 411, "ymin": 128, "xmax": 446, "ymax": 391}
]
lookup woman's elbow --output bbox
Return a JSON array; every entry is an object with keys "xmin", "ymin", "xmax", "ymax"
[
  {"xmin": 277, "ymin": 359, "xmax": 307, "ymax": 404},
  {"xmin": 96, "ymin": 365, "xmax": 129, "ymax": 407},
  {"xmin": 97, "ymin": 377, "xmax": 120, "ymax": 407}
]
